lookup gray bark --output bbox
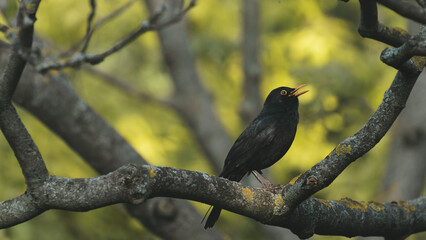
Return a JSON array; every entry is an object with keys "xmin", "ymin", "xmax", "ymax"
[
  {"xmin": 144, "ymin": 0, "xmax": 232, "ymax": 172},
  {"xmin": 7, "ymin": 59, "xmax": 222, "ymax": 240}
]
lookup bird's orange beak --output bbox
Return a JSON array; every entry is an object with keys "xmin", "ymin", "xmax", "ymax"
[{"xmin": 290, "ymin": 84, "xmax": 309, "ymax": 97}]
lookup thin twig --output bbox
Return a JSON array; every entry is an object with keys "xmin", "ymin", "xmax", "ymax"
[
  {"xmin": 59, "ymin": 0, "xmax": 136, "ymax": 58},
  {"xmin": 34, "ymin": 0, "xmax": 196, "ymax": 72},
  {"xmin": 81, "ymin": 0, "xmax": 97, "ymax": 53}
]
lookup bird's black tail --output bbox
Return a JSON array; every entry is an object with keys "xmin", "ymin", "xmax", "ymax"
[{"xmin": 203, "ymin": 206, "xmax": 222, "ymax": 229}]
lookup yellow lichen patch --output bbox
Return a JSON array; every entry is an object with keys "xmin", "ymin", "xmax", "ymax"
[
  {"xmin": 317, "ymin": 198, "xmax": 331, "ymax": 208},
  {"xmin": 273, "ymin": 196, "xmax": 284, "ymax": 214},
  {"xmin": 392, "ymin": 200, "xmax": 416, "ymax": 212},
  {"xmin": 412, "ymin": 56, "xmax": 426, "ymax": 70},
  {"xmin": 241, "ymin": 188, "xmax": 254, "ymax": 201},
  {"xmin": 289, "ymin": 174, "xmax": 302, "ymax": 185},
  {"xmin": 368, "ymin": 201, "xmax": 385, "ymax": 212},
  {"xmin": 335, "ymin": 144, "xmax": 352, "ymax": 156},
  {"xmin": 148, "ymin": 168, "xmax": 156, "ymax": 178},
  {"xmin": 338, "ymin": 198, "xmax": 367, "ymax": 212}
]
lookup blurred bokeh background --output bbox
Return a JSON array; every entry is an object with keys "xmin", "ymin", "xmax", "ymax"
[{"xmin": 0, "ymin": 0, "xmax": 425, "ymax": 239}]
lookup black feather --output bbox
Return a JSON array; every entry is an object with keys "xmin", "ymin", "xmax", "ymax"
[{"xmin": 203, "ymin": 86, "xmax": 306, "ymax": 229}]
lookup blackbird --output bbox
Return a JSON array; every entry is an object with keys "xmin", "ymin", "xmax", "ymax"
[{"xmin": 203, "ymin": 84, "xmax": 308, "ymax": 229}]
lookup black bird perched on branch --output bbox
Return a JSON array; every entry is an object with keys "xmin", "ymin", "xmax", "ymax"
[{"xmin": 203, "ymin": 84, "xmax": 308, "ymax": 229}]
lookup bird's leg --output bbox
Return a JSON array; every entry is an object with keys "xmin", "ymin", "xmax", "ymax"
[
  {"xmin": 257, "ymin": 170, "xmax": 273, "ymax": 187},
  {"xmin": 252, "ymin": 171, "xmax": 267, "ymax": 187},
  {"xmin": 252, "ymin": 170, "xmax": 273, "ymax": 188}
]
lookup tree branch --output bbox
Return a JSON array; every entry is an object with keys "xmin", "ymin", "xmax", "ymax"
[
  {"xmin": 80, "ymin": 0, "xmax": 97, "ymax": 53},
  {"xmin": 10, "ymin": 62, "xmax": 221, "ymax": 239},
  {"xmin": 377, "ymin": 0, "xmax": 426, "ymax": 26},
  {"xmin": 380, "ymin": 28, "xmax": 426, "ymax": 69},
  {"xmin": 0, "ymin": 1, "xmax": 37, "ymax": 101},
  {"xmin": 145, "ymin": 0, "xmax": 232, "ymax": 172},
  {"xmin": 278, "ymin": 61, "xmax": 423, "ymax": 223},
  {"xmin": 0, "ymin": 0, "xmax": 48, "ymax": 186},
  {"xmin": 357, "ymin": 0, "xmax": 426, "ymax": 71},
  {"xmin": 358, "ymin": 0, "xmax": 411, "ymax": 47},
  {"xmin": 8, "ymin": 59, "xmax": 422, "ymax": 239},
  {"xmin": 59, "ymin": 0, "xmax": 136, "ymax": 58},
  {"xmin": 1, "ymin": 164, "xmax": 424, "ymax": 238},
  {"xmin": 32, "ymin": 0, "xmax": 196, "ymax": 72}
]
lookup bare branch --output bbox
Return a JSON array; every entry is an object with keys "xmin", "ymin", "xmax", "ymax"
[
  {"xmin": 81, "ymin": 0, "xmax": 97, "ymax": 53},
  {"xmin": 34, "ymin": 0, "xmax": 196, "ymax": 72},
  {"xmin": 0, "ymin": 104, "xmax": 48, "ymax": 186},
  {"xmin": 357, "ymin": 0, "xmax": 426, "ymax": 71},
  {"xmin": 358, "ymin": 0, "xmax": 411, "ymax": 47},
  {"xmin": 10, "ymin": 63, "xmax": 222, "ymax": 240},
  {"xmin": 60, "ymin": 0, "xmax": 136, "ymax": 58},
  {"xmin": 0, "ymin": 0, "xmax": 48, "ymax": 186},
  {"xmin": 1, "ymin": 164, "xmax": 424, "ymax": 238},
  {"xmin": 380, "ymin": 26, "xmax": 426, "ymax": 70},
  {"xmin": 93, "ymin": 0, "xmax": 136, "ymax": 29},
  {"xmin": 377, "ymin": 0, "xmax": 426, "ymax": 25},
  {"xmin": 0, "ymin": 2, "xmax": 36, "ymax": 101},
  {"xmin": 279, "ymin": 62, "xmax": 423, "ymax": 218}
]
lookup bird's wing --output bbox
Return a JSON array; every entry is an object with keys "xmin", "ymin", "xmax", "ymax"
[{"xmin": 220, "ymin": 117, "xmax": 277, "ymax": 178}]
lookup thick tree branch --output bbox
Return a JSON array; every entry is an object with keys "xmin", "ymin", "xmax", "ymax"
[
  {"xmin": 358, "ymin": 0, "xmax": 411, "ymax": 47},
  {"xmin": 10, "ymin": 62, "xmax": 221, "ymax": 240},
  {"xmin": 8, "ymin": 62, "xmax": 422, "ymax": 238},
  {"xmin": 357, "ymin": 0, "xmax": 426, "ymax": 71},
  {"xmin": 0, "ymin": 0, "xmax": 48, "ymax": 186},
  {"xmin": 380, "ymin": 29, "xmax": 426, "ymax": 69},
  {"xmin": 279, "ymin": 62, "xmax": 423, "ymax": 223},
  {"xmin": 1, "ymin": 164, "xmax": 424, "ymax": 238},
  {"xmin": 0, "ymin": 1, "xmax": 37, "ymax": 101},
  {"xmin": 377, "ymin": 0, "xmax": 426, "ymax": 26}
]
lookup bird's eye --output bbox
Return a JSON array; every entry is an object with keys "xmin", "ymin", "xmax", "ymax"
[{"xmin": 280, "ymin": 90, "xmax": 287, "ymax": 95}]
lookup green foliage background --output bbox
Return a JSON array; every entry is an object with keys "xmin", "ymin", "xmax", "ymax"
[{"xmin": 0, "ymin": 0, "xmax": 423, "ymax": 239}]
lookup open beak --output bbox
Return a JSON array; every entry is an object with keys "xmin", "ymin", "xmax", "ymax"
[{"xmin": 290, "ymin": 84, "xmax": 309, "ymax": 97}]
